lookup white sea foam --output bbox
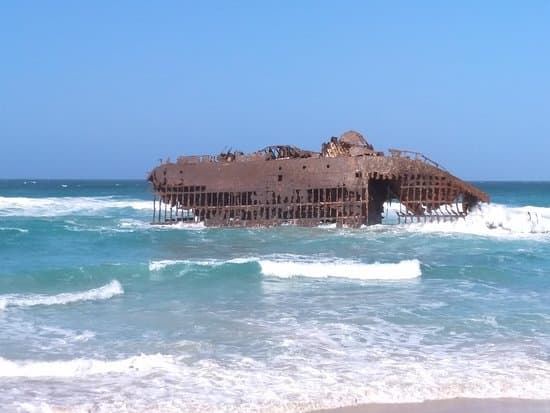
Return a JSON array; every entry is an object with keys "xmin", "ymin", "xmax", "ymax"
[
  {"xmin": 378, "ymin": 201, "xmax": 550, "ymax": 237},
  {"xmin": 64, "ymin": 225, "xmax": 135, "ymax": 233},
  {"xmin": 40, "ymin": 326, "xmax": 96, "ymax": 344},
  {"xmin": 168, "ymin": 221, "xmax": 207, "ymax": 230},
  {"xmin": 121, "ymin": 220, "xmax": 207, "ymax": 231},
  {"xmin": 1, "ymin": 301, "xmax": 549, "ymax": 408},
  {"xmin": 259, "ymin": 258, "xmax": 421, "ymax": 280},
  {"xmin": 317, "ymin": 222, "xmax": 337, "ymax": 229},
  {"xmin": 0, "ymin": 196, "xmax": 150, "ymax": 217},
  {"xmin": 0, "ymin": 280, "xmax": 123, "ymax": 310},
  {"xmin": 119, "ymin": 218, "xmax": 151, "ymax": 230},
  {"xmin": 149, "ymin": 259, "xmax": 190, "ymax": 271},
  {"xmin": 148, "ymin": 257, "xmax": 257, "ymax": 272},
  {"xmin": 0, "ymin": 353, "xmax": 174, "ymax": 378},
  {"xmin": 5, "ymin": 348, "xmax": 550, "ymax": 412},
  {"xmin": 407, "ymin": 203, "xmax": 550, "ymax": 237},
  {"xmin": 148, "ymin": 256, "xmax": 421, "ymax": 281},
  {"xmin": 0, "ymin": 227, "xmax": 29, "ymax": 233},
  {"xmin": 105, "ymin": 219, "xmax": 206, "ymax": 233},
  {"xmin": 383, "ymin": 200, "xmax": 466, "ymax": 218}
]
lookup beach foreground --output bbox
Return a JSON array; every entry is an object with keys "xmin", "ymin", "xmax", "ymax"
[{"xmin": 313, "ymin": 398, "xmax": 550, "ymax": 413}]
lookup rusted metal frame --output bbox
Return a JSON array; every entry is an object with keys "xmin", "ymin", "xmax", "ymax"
[
  {"xmin": 159, "ymin": 192, "xmax": 163, "ymax": 223},
  {"xmin": 169, "ymin": 189, "xmax": 173, "ymax": 222},
  {"xmin": 152, "ymin": 194, "xmax": 157, "ymax": 224},
  {"xmin": 389, "ymin": 149, "xmax": 447, "ymax": 172}
]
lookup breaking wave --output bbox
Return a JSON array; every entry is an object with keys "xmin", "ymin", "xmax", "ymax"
[
  {"xmin": 4, "ymin": 349, "xmax": 550, "ymax": 411},
  {"xmin": 0, "ymin": 353, "xmax": 174, "ymax": 378},
  {"xmin": 0, "ymin": 227, "xmax": 29, "ymax": 233},
  {"xmin": 149, "ymin": 256, "xmax": 421, "ymax": 280},
  {"xmin": 381, "ymin": 202, "xmax": 550, "ymax": 237},
  {"xmin": 259, "ymin": 258, "xmax": 421, "ymax": 280},
  {"xmin": 407, "ymin": 203, "xmax": 550, "ymax": 237},
  {"xmin": 148, "ymin": 258, "xmax": 256, "ymax": 272},
  {"xmin": 0, "ymin": 196, "xmax": 150, "ymax": 217},
  {"xmin": 0, "ymin": 280, "xmax": 123, "ymax": 311}
]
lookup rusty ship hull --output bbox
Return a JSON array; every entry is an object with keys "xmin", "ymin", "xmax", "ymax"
[{"xmin": 148, "ymin": 131, "xmax": 489, "ymax": 228}]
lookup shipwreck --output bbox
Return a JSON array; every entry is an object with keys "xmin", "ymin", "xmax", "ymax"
[{"xmin": 148, "ymin": 131, "xmax": 489, "ymax": 228}]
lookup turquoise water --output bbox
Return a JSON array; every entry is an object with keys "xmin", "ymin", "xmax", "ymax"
[{"xmin": 1, "ymin": 180, "xmax": 550, "ymax": 412}]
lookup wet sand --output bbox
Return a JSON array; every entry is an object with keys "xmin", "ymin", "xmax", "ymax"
[{"xmin": 312, "ymin": 398, "xmax": 550, "ymax": 413}]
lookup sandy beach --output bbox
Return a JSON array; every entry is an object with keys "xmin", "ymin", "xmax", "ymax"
[{"xmin": 312, "ymin": 398, "xmax": 550, "ymax": 413}]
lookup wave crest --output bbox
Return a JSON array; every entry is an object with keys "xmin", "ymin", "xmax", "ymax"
[
  {"xmin": 148, "ymin": 257, "xmax": 257, "ymax": 272},
  {"xmin": 407, "ymin": 203, "xmax": 550, "ymax": 237},
  {"xmin": 149, "ymin": 256, "xmax": 421, "ymax": 281},
  {"xmin": 0, "ymin": 227, "xmax": 29, "ymax": 233},
  {"xmin": 259, "ymin": 258, "xmax": 421, "ymax": 280},
  {"xmin": 0, "ymin": 280, "xmax": 123, "ymax": 310},
  {"xmin": 0, "ymin": 196, "xmax": 150, "ymax": 217},
  {"xmin": 4, "ymin": 351, "xmax": 550, "ymax": 410},
  {"xmin": 0, "ymin": 353, "xmax": 173, "ymax": 378}
]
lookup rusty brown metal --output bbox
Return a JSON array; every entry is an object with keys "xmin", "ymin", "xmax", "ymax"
[{"xmin": 148, "ymin": 131, "xmax": 489, "ymax": 228}]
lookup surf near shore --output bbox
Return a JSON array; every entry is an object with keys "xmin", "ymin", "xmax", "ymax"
[{"xmin": 312, "ymin": 398, "xmax": 550, "ymax": 413}]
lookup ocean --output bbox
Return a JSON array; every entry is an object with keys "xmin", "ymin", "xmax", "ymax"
[{"xmin": 0, "ymin": 180, "xmax": 549, "ymax": 412}]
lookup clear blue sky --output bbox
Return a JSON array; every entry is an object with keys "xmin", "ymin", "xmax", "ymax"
[{"xmin": 1, "ymin": 1, "xmax": 548, "ymax": 180}]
